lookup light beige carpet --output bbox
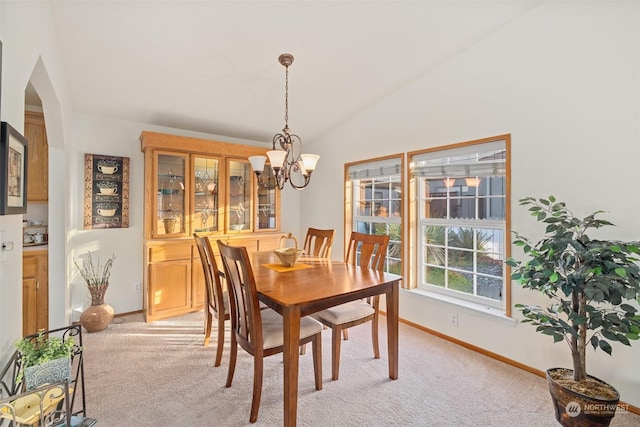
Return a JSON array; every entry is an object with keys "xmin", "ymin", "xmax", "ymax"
[{"xmin": 80, "ymin": 312, "xmax": 639, "ymax": 426}]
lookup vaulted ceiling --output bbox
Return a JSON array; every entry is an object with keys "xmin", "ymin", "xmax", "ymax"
[{"xmin": 44, "ymin": 1, "xmax": 539, "ymax": 144}]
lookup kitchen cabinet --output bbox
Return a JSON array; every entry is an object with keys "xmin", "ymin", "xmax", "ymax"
[
  {"xmin": 140, "ymin": 131, "xmax": 281, "ymax": 321},
  {"xmin": 23, "ymin": 250, "xmax": 48, "ymax": 336},
  {"xmin": 24, "ymin": 111, "xmax": 49, "ymax": 202}
]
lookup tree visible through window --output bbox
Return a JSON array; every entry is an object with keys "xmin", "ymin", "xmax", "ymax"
[
  {"xmin": 410, "ymin": 137, "xmax": 509, "ymax": 309},
  {"xmin": 346, "ymin": 157, "xmax": 403, "ymax": 276}
]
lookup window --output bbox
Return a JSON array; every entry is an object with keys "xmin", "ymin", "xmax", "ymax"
[
  {"xmin": 410, "ymin": 137, "xmax": 509, "ymax": 310},
  {"xmin": 346, "ymin": 156, "xmax": 403, "ymax": 276}
]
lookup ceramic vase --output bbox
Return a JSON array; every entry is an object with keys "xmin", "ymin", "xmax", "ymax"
[{"xmin": 80, "ymin": 283, "xmax": 114, "ymax": 332}]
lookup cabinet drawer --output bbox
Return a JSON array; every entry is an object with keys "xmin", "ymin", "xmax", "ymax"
[
  {"xmin": 23, "ymin": 256, "xmax": 37, "ymax": 278},
  {"xmin": 148, "ymin": 242, "xmax": 192, "ymax": 262}
]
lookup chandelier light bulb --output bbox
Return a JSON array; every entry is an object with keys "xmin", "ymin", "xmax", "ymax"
[
  {"xmin": 267, "ymin": 150, "xmax": 287, "ymax": 169},
  {"xmin": 248, "ymin": 156, "xmax": 267, "ymax": 173}
]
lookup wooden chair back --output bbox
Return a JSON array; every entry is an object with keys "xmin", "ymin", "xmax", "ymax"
[
  {"xmin": 345, "ymin": 231, "xmax": 390, "ymax": 271},
  {"xmin": 216, "ymin": 240, "xmax": 324, "ymax": 423},
  {"xmin": 193, "ymin": 233, "xmax": 224, "ymax": 314},
  {"xmin": 303, "ymin": 228, "xmax": 335, "ymax": 258},
  {"xmin": 216, "ymin": 240, "xmax": 263, "ymax": 354}
]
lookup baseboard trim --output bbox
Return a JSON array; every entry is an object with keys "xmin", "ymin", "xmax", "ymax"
[
  {"xmin": 72, "ymin": 309, "xmax": 143, "ymax": 326},
  {"xmin": 114, "ymin": 309, "xmax": 143, "ymax": 318},
  {"xmin": 387, "ymin": 313, "xmax": 640, "ymax": 416}
]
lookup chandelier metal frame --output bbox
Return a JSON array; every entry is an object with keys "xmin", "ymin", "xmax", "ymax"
[{"xmin": 249, "ymin": 53, "xmax": 319, "ymax": 191}]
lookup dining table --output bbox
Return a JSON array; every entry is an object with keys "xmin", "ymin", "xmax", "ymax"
[{"xmin": 250, "ymin": 251, "xmax": 402, "ymax": 427}]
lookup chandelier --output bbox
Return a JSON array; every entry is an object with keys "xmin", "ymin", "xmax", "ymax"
[{"xmin": 248, "ymin": 53, "xmax": 319, "ymax": 190}]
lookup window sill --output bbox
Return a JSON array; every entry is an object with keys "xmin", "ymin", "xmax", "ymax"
[{"xmin": 405, "ymin": 288, "xmax": 517, "ymax": 326}]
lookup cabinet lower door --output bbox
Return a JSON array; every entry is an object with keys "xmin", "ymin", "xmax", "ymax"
[
  {"xmin": 148, "ymin": 260, "xmax": 191, "ymax": 321},
  {"xmin": 22, "ymin": 278, "xmax": 38, "ymax": 336},
  {"xmin": 191, "ymin": 257, "xmax": 206, "ymax": 309},
  {"xmin": 23, "ymin": 254, "xmax": 48, "ymax": 336}
]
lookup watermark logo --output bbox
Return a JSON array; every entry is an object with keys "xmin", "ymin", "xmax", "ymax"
[
  {"xmin": 566, "ymin": 401, "xmax": 581, "ymax": 417},
  {"xmin": 566, "ymin": 401, "xmax": 628, "ymax": 417}
]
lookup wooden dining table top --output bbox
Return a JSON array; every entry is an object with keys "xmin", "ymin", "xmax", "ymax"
[
  {"xmin": 247, "ymin": 251, "xmax": 401, "ymax": 427},
  {"xmin": 250, "ymin": 251, "xmax": 400, "ymax": 315}
]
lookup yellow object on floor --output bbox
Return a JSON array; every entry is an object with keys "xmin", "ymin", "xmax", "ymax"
[{"xmin": 0, "ymin": 384, "xmax": 71, "ymax": 426}]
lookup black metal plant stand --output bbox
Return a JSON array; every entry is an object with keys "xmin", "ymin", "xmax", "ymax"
[{"xmin": 0, "ymin": 325, "xmax": 95, "ymax": 426}]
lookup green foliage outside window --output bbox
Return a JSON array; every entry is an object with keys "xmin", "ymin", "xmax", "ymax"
[{"xmin": 424, "ymin": 226, "xmax": 496, "ymax": 295}]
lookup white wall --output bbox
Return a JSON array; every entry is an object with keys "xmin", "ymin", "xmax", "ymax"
[
  {"xmin": 302, "ymin": 2, "xmax": 640, "ymax": 407},
  {"xmin": 0, "ymin": 0, "xmax": 73, "ymax": 364},
  {"xmin": 0, "ymin": 2, "xmax": 301, "ymax": 371}
]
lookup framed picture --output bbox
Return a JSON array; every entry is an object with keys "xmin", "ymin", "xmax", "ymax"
[
  {"xmin": 0, "ymin": 40, "xmax": 3, "ymax": 119},
  {"xmin": 83, "ymin": 153, "xmax": 130, "ymax": 229},
  {"xmin": 0, "ymin": 122, "xmax": 28, "ymax": 215}
]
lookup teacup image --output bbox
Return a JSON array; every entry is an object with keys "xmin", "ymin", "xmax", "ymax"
[
  {"xmin": 96, "ymin": 202, "xmax": 118, "ymax": 217},
  {"xmin": 97, "ymin": 180, "xmax": 118, "ymax": 195},
  {"xmin": 33, "ymin": 233, "xmax": 44, "ymax": 244},
  {"xmin": 24, "ymin": 234, "xmax": 35, "ymax": 244},
  {"xmin": 97, "ymin": 159, "xmax": 119, "ymax": 175},
  {"xmin": 98, "ymin": 165, "xmax": 118, "ymax": 174},
  {"xmin": 98, "ymin": 208, "xmax": 117, "ymax": 217}
]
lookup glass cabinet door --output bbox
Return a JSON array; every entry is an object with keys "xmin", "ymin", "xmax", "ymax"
[
  {"xmin": 155, "ymin": 153, "xmax": 187, "ymax": 237},
  {"xmin": 227, "ymin": 159, "xmax": 252, "ymax": 232},
  {"xmin": 193, "ymin": 156, "xmax": 220, "ymax": 233},
  {"xmin": 256, "ymin": 168, "xmax": 278, "ymax": 230}
]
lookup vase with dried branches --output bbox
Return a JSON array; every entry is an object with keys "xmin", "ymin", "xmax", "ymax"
[{"xmin": 74, "ymin": 251, "xmax": 116, "ymax": 332}]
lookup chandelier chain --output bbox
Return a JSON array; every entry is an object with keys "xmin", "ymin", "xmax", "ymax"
[
  {"xmin": 248, "ymin": 53, "xmax": 318, "ymax": 191},
  {"xmin": 284, "ymin": 65, "xmax": 289, "ymax": 130}
]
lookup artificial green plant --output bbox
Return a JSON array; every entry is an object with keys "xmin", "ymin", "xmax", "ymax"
[{"xmin": 507, "ymin": 196, "xmax": 640, "ymax": 382}]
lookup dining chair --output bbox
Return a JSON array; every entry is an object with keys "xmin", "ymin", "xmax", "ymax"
[
  {"xmin": 299, "ymin": 227, "xmax": 335, "ymax": 355},
  {"xmin": 193, "ymin": 233, "xmax": 229, "ymax": 367},
  {"xmin": 311, "ymin": 231, "xmax": 390, "ymax": 380},
  {"xmin": 303, "ymin": 227, "xmax": 335, "ymax": 259},
  {"xmin": 216, "ymin": 240, "xmax": 324, "ymax": 424}
]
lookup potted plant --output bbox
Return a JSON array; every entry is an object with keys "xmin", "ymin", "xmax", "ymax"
[
  {"xmin": 74, "ymin": 251, "xmax": 116, "ymax": 332},
  {"xmin": 15, "ymin": 329, "xmax": 76, "ymax": 391},
  {"xmin": 507, "ymin": 196, "xmax": 640, "ymax": 426}
]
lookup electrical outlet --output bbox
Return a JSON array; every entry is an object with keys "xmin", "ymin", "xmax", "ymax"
[
  {"xmin": 133, "ymin": 282, "xmax": 141, "ymax": 293},
  {"xmin": 450, "ymin": 313, "xmax": 459, "ymax": 327}
]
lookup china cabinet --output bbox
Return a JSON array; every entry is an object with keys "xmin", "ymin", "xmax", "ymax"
[{"xmin": 140, "ymin": 131, "xmax": 281, "ymax": 321}]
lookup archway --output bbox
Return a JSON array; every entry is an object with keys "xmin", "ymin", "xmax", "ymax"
[{"xmin": 25, "ymin": 57, "xmax": 69, "ymax": 328}]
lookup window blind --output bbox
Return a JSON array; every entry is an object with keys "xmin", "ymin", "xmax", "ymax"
[
  {"xmin": 411, "ymin": 140, "xmax": 506, "ymax": 178},
  {"xmin": 347, "ymin": 158, "xmax": 402, "ymax": 180}
]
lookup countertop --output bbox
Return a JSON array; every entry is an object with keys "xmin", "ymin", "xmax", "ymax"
[{"xmin": 23, "ymin": 244, "xmax": 48, "ymax": 254}]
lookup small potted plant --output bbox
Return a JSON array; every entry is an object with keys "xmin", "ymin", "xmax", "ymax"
[
  {"xmin": 74, "ymin": 251, "xmax": 116, "ymax": 332},
  {"xmin": 507, "ymin": 196, "xmax": 640, "ymax": 426},
  {"xmin": 15, "ymin": 329, "xmax": 76, "ymax": 390}
]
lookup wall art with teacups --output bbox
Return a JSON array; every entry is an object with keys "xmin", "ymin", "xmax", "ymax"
[{"xmin": 83, "ymin": 153, "xmax": 129, "ymax": 229}]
